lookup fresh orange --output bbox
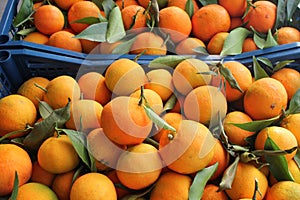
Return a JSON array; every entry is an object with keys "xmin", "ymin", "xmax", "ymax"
[
  {"xmin": 159, "ymin": 6, "xmax": 192, "ymax": 43},
  {"xmin": 266, "ymin": 181, "xmax": 300, "ymax": 200},
  {"xmin": 201, "ymin": 184, "xmax": 229, "ymax": 200},
  {"xmin": 149, "ymin": 171, "xmax": 192, "ymax": 200},
  {"xmin": 130, "ymin": 31, "xmax": 167, "ymax": 55},
  {"xmin": 80, "ymin": 39, "xmax": 100, "ymax": 54},
  {"xmin": 242, "ymin": 37, "xmax": 259, "ymax": 52},
  {"xmin": 229, "ymin": 17, "xmax": 243, "ymax": 30},
  {"xmin": 225, "ymin": 162, "xmax": 268, "ymax": 200},
  {"xmin": 13, "ymin": 182, "xmax": 58, "ymax": 200},
  {"xmin": 271, "ymin": 67, "xmax": 300, "ymax": 100},
  {"xmin": 243, "ymin": 77, "xmax": 288, "ymax": 120},
  {"xmin": 115, "ymin": 0, "xmax": 138, "ymax": 9},
  {"xmin": 121, "ymin": 5, "xmax": 148, "ymax": 33},
  {"xmin": 54, "ymin": 0, "xmax": 84, "ymax": 10},
  {"xmin": 243, "ymin": 0, "xmax": 277, "ymax": 33},
  {"xmin": 52, "ymin": 170, "xmax": 76, "ymax": 200},
  {"xmin": 167, "ymin": 0, "xmax": 199, "ymax": 14},
  {"xmin": 0, "ymin": 144, "xmax": 32, "ymax": 196},
  {"xmin": 17, "ymin": 76, "xmax": 50, "ymax": 109},
  {"xmin": 192, "ymin": 4, "xmax": 231, "ymax": 42},
  {"xmin": 100, "ymin": 96, "xmax": 152, "ymax": 145},
  {"xmin": 104, "ymin": 58, "xmax": 146, "ymax": 96},
  {"xmin": 43, "ymin": 75, "xmax": 81, "ymax": 110},
  {"xmin": 23, "ymin": 32, "xmax": 49, "ymax": 45},
  {"xmin": 183, "ymin": 85, "xmax": 227, "ymax": 126},
  {"xmin": 0, "ymin": 94, "xmax": 37, "ymax": 138},
  {"xmin": 34, "ymin": 5, "xmax": 65, "ymax": 35},
  {"xmin": 219, "ymin": 0, "xmax": 248, "ymax": 17},
  {"xmin": 30, "ymin": 161, "xmax": 56, "ymax": 187},
  {"xmin": 207, "ymin": 32, "xmax": 229, "ymax": 55},
  {"xmin": 254, "ymin": 126, "xmax": 298, "ymax": 162},
  {"xmin": 175, "ymin": 37, "xmax": 206, "ymax": 55},
  {"xmin": 159, "ymin": 120, "xmax": 216, "ymax": 174},
  {"xmin": 70, "ymin": 173, "xmax": 117, "ymax": 200},
  {"xmin": 48, "ymin": 30, "xmax": 82, "ymax": 52},
  {"xmin": 275, "ymin": 26, "xmax": 300, "ymax": 45},
  {"xmin": 37, "ymin": 134, "xmax": 80, "ymax": 174},
  {"xmin": 99, "ymin": 41, "xmax": 123, "ymax": 54},
  {"xmin": 77, "ymin": 72, "xmax": 112, "ymax": 105},
  {"xmin": 172, "ymin": 58, "xmax": 212, "ymax": 95},
  {"xmin": 106, "ymin": 170, "xmax": 130, "ymax": 199},
  {"xmin": 223, "ymin": 111, "xmax": 255, "ymax": 146},
  {"xmin": 67, "ymin": 1, "xmax": 101, "ymax": 33},
  {"xmin": 281, "ymin": 113, "xmax": 300, "ymax": 147},
  {"xmin": 33, "ymin": 1, "xmax": 44, "ymax": 10}
]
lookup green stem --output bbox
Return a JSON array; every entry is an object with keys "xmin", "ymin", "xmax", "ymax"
[
  {"xmin": 144, "ymin": 137, "xmax": 159, "ymax": 149},
  {"xmin": 34, "ymin": 83, "xmax": 48, "ymax": 93}
]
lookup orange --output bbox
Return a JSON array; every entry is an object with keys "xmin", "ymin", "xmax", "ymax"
[
  {"xmin": 116, "ymin": 143, "xmax": 162, "ymax": 190},
  {"xmin": 254, "ymin": 126, "xmax": 298, "ymax": 162},
  {"xmin": 219, "ymin": 0, "xmax": 248, "ymax": 17},
  {"xmin": 175, "ymin": 37, "xmax": 206, "ymax": 55},
  {"xmin": 106, "ymin": 170, "xmax": 130, "ymax": 199},
  {"xmin": 77, "ymin": 72, "xmax": 112, "ymax": 105},
  {"xmin": 223, "ymin": 111, "xmax": 255, "ymax": 146},
  {"xmin": 275, "ymin": 26, "xmax": 300, "ymax": 45},
  {"xmin": 159, "ymin": 120, "xmax": 216, "ymax": 174},
  {"xmin": 43, "ymin": 75, "xmax": 81, "ymax": 110},
  {"xmin": 172, "ymin": 58, "xmax": 212, "ymax": 95},
  {"xmin": 230, "ymin": 17, "xmax": 243, "ymax": 30},
  {"xmin": 34, "ymin": 5, "xmax": 65, "ymax": 35},
  {"xmin": 65, "ymin": 99, "xmax": 103, "ymax": 132},
  {"xmin": 225, "ymin": 162, "xmax": 268, "ymax": 200},
  {"xmin": 167, "ymin": 0, "xmax": 199, "ymax": 14},
  {"xmin": 80, "ymin": 39, "xmax": 101, "ymax": 54},
  {"xmin": 99, "ymin": 41, "xmax": 123, "ymax": 54},
  {"xmin": 33, "ymin": 1, "xmax": 44, "ymax": 10},
  {"xmin": 70, "ymin": 173, "xmax": 117, "ymax": 200},
  {"xmin": 13, "ymin": 182, "xmax": 58, "ymax": 200},
  {"xmin": 100, "ymin": 96, "xmax": 152, "ymax": 145},
  {"xmin": 52, "ymin": 170, "xmax": 76, "ymax": 200},
  {"xmin": 243, "ymin": 77, "xmax": 288, "ymax": 120},
  {"xmin": 242, "ymin": 37, "xmax": 259, "ymax": 52},
  {"xmin": 48, "ymin": 30, "xmax": 82, "ymax": 52},
  {"xmin": 115, "ymin": 0, "xmax": 138, "ymax": 9},
  {"xmin": 23, "ymin": 32, "xmax": 49, "ymax": 45},
  {"xmin": 67, "ymin": 1, "xmax": 101, "ymax": 33},
  {"xmin": 37, "ymin": 134, "xmax": 80, "ymax": 174},
  {"xmin": 192, "ymin": 4, "xmax": 231, "ymax": 42},
  {"xmin": 271, "ymin": 67, "xmax": 300, "ymax": 100},
  {"xmin": 121, "ymin": 5, "xmax": 148, "ymax": 33},
  {"xmin": 149, "ymin": 171, "xmax": 192, "ymax": 200},
  {"xmin": 183, "ymin": 85, "xmax": 227, "ymax": 126},
  {"xmin": 144, "ymin": 69, "xmax": 174, "ymax": 102},
  {"xmin": 130, "ymin": 31, "xmax": 167, "ymax": 55},
  {"xmin": 243, "ymin": 1, "xmax": 277, "ymax": 33},
  {"xmin": 0, "ymin": 94, "xmax": 37, "ymax": 138},
  {"xmin": 0, "ymin": 144, "xmax": 32, "ymax": 196},
  {"xmin": 104, "ymin": 58, "xmax": 146, "ymax": 96},
  {"xmin": 30, "ymin": 161, "xmax": 56, "ymax": 187},
  {"xmin": 266, "ymin": 181, "xmax": 300, "ymax": 200},
  {"xmin": 17, "ymin": 76, "xmax": 50, "ymax": 109},
  {"xmin": 54, "ymin": 0, "xmax": 84, "ymax": 10},
  {"xmin": 201, "ymin": 184, "xmax": 228, "ymax": 200},
  {"xmin": 159, "ymin": 6, "xmax": 192, "ymax": 43},
  {"xmin": 281, "ymin": 113, "xmax": 300, "ymax": 147},
  {"xmin": 207, "ymin": 32, "xmax": 229, "ymax": 55}
]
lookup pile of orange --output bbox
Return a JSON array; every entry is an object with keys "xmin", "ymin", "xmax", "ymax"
[{"xmin": 20, "ymin": 0, "xmax": 300, "ymax": 55}]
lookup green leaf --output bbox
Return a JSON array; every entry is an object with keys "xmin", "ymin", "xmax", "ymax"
[
  {"xmin": 253, "ymin": 56, "xmax": 269, "ymax": 80},
  {"xmin": 252, "ymin": 147, "xmax": 298, "ymax": 157},
  {"xmin": 220, "ymin": 27, "xmax": 251, "ymax": 56},
  {"xmin": 253, "ymin": 33, "xmax": 266, "ymax": 49},
  {"xmin": 13, "ymin": 0, "xmax": 33, "ymax": 27},
  {"xmin": 286, "ymin": 0, "xmax": 300, "ymax": 22},
  {"xmin": 264, "ymin": 136, "xmax": 294, "ymax": 182},
  {"xmin": 286, "ymin": 89, "xmax": 300, "ymax": 115},
  {"xmin": 264, "ymin": 29, "xmax": 278, "ymax": 48},
  {"xmin": 74, "ymin": 22, "xmax": 108, "ymax": 42},
  {"xmin": 39, "ymin": 101, "xmax": 54, "ymax": 120},
  {"xmin": 10, "ymin": 171, "xmax": 19, "ymax": 200},
  {"xmin": 112, "ymin": 36, "xmax": 136, "ymax": 54},
  {"xmin": 294, "ymin": 149, "xmax": 300, "ymax": 168},
  {"xmin": 189, "ymin": 163, "xmax": 219, "ymax": 200},
  {"xmin": 192, "ymin": 46, "xmax": 209, "ymax": 55},
  {"xmin": 198, "ymin": 0, "xmax": 218, "ymax": 6},
  {"xmin": 16, "ymin": 27, "xmax": 36, "ymax": 36},
  {"xmin": 274, "ymin": 0, "xmax": 286, "ymax": 29},
  {"xmin": 121, "ymin": 184, "xmax": 154, "ymax": 200},
  {"xmin": 71, "ymin": 17, "xmax": 101, "ymax": 25},
  {"xmin": 218, "ymin": 62, "xmax": 243, "ymax": 93},
  {"xmin": 273, "ymin": 60, "xmax": 295, "ymax": 72},
  {"xmin": 62, "ymin": 129, "xmax": 92, "ymax": 170},
  {"xmin": 163, "ymin": 94, "xmax": 177, "ymax": 112},
  {"xmin": 229, "ymin": 115, "xmax": 280, "ymax": 132},
  {"xmin": 102, "ymin": 0, "xmax": 116, "ymax": 18},
  {"xmin": 218, "ymin": 156, "xmax": 240, "ymax": 191},
  {"xmin": 106, "ymin": 6, "xmax": 126, "ymax": 43},
  {"xmin": 257, "ymin": 57, "xmax": 273, "ymax": 69},
  {"xmin": 185, "ymin": 0, "xmax": 194, "ymax": 18},
  {"xmin": 148, "ymin": 55, "xmax": 190, "ymax": 69}
]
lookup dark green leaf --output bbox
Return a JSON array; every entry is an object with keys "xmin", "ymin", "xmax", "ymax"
[
  {"xmin": 163, "ymin": 94, "xmax": 177, "ymax": 112},
  {"xmin": 121, "ymin": 184, "xmax": 154, "ymax": 200},
  {"xmin": 229, "ymin": 115, "xmax": 280, "ymax": 132},
  {"xmin": 92, "ymin": 0, "xmax": 104, "ymax": 10},
  {"xmin": 71, "ymin": 17, "xmax": 101, "ymax": 25},
  {"xmin": 197, "ymin": 0, "xmax": 218, "ymax": 6},
  {"xmin": 193, "ymin": 46, "xmax": 209, "ymax": 55},
  {"xmin": 253, "ymin": 56, "xmax": 269, "ymax": 80},
  {"xmin": 220, "ymin": 27, "xmax": 251, "ymax": 56},
  {"xmin": 252, "ymin": 146, "xmax": 298, "ymax": 157},
  {"xmin": 10, "ymin": 171, "xmax": 19, "ymax": 200},
  {"xmin": 13, "ymin": 0, "xmax": 33, "ymax": 27},
  {"xmin": 273, "ymin": 60, "xmax": 295, "ymax": 72},
  {"xmin": 264, "ymin": 29, "xmax": 278, "ymax": 48},
  {"xmin": 286, "ymin": 89, "xmax": 300, "ymax": 115},
  {"xmin": 102, "ymin": 0, "xmax": 116, "ymax": 18},
  {"xmin": 218, "ymin": 63, "xmax": 243, "ymax": 93},
  {"xmin": 111, "ymin": 36, "xmax": 136, "ymax": 54},
  {"xmin": 74, "ymin": 22, "xmax": 108, "ymax": 42},
  {"xmin": 88, "ymin": 152, "xmax": 97, "ymax": 172},
  {"xmin": 274, "ymin": 0, "xmax": 286, "ymax": 29},
  {"xmin": 106, "ymin": 6, "xmax": 126, "ymax": 43},
  {"xmin": 286, "ymin": 0, "xmax": 300, "ymax": 21},
  {"xmin": 39, "ymin": 101, "xmax": 54, "ymax": 120},
  {"xmin": 264, "ymin": 136, "xmax": 294, "ymax": 182},
  {"xmin": 148, "ymin": 55, "xmax": 190, "ymax": 69},
  {"xmin": 189, "ymin": 163, "xmax": 219, "ymax": 200},
  {"xmin": 218, "ymin": 156, "xmax": 240, "ymax": 191},
  {"xmin": 185, "ymin": 0, "xmax": 194, "ymax": 18},
  {"xmin": 294, "ymin": 149, "xmax": 300, "ymax": 168}
]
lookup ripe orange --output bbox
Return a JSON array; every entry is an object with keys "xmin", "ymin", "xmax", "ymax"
[
  {"xmin": 14, "ymin": 182, "xmax": 58, "ymax": 200},
  {"xmin": 70, "ymin": 173, "xmax": 117, "ymax": 200},
  {"xmin": 30, "ymin": 161, "xmax": 56, "ymax": 187},
  {"xmin": 192, "ymin": 4, "xmax": 231, "ymax": 42},
  {"xmin": 106, "ymin": 170, "xmax": 130, "ymax": 199},
  {"xmin": 281, "ymin": 113, "xmax": 300, "ymax": 147},
  {"xmin": 23, "ymin": 32, "xmax": 49, "ymax": 45},
  {"xmin": 0, "ymin": 94, "xmax": 37, "ymax": 138},
  {"xmin": 242, "ymin": 37, "xmax": 259, "ymax": 52},
  {"xmin": 167, "ymin": 0, "xmax": 199, "ymax": 14},
  {"xmin": 115, "ymin": 0, "xmax": 138, "ymax": 9},
  {"xmin": 175, "ymin": 37, "xmax": 206, "ymax": 55},
  {"xmin": 243, "ymin": 0, "xmax": 277, "ymax": 33},
  {"xmin": 207, "ymin": 32, "xmax": 229, "ymax": 55},
  {"xmin": 48, "ymin": 30, "xmax": 82, "ymax": 52},
  {"xmin": 243, "ymin": 77, "xmax": 288, "ymax": 120},
  {"xmin": 159, "ymin": 6, "xmax": 192, "ymax": 43},
  {"xmin": 201, "ymin": 184, "xmax": 228, "ymax": 200},
  {"xmin": 266, "ymin": 181, "xmax": 300, "ymax": 200},
  {"xmin": 230, "ymin": 17, "xmax": 243, "ymax": 30},
  {"xmin": 80, "ymin": 39, "xmax": 100, "ymax": 54},
  {"xmin": 121, "ymin": 5, "xmax": 148, "ymax": 33},
  {"xmin": 0, "ymin": 144, "xmax": 32, "ymax": 196},
  {"xmin": 172, "ymin": 58, "xmax": 212, "ymax": 95},
  {"xmin": 34, "ymin": 5, "xmax": 65, "ymax": 35},
  {"xmin": 254, "ymin": 126, "xmax": 298, "ymax": 162},
  {"xmin": 271, "ymin": 67, "xmax": 300, "ymax": 100},
  {"xmin": 225, "ymin": 162, "xmax": 268, "ymax": 200},
  {"xmin": 52, "ymin": 170, "xmax": 76, "ymax": 200},
  {"xmin": 54, "ymin": 0, "xmax": 84, "ymax": 10},
  {"xmin": 219, "ymin": 0, "xmax": 248, "ymax": 17},
  {"xmin": 100, "ymin": 96, "xmax": 152, "ymax": 145},
  {"xmin": 99, "ymin": 41, "xmax": 123, "ymax": 54},
  {"xmin": 275, "ymin": 26, "xmax": 300, "ymax": 45}
]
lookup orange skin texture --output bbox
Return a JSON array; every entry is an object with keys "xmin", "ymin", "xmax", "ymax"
[
  {"xmin": 121, "ymin": 5, "xmax": 148, "ymax": 33},
  {"xmin": 281, "ymin": 113, "xmax": 300, "ymax": 148},
  {"xmin": 15, "ymin": 182, "xmax": 58, "ymax": 200},
  {"xmin": 23, "ymin": 32, "xmax": 49, "ymax": 45},
  {"xmin": 52, "ymin": 170, "xmax": 76, "ymax": 200},
  {"xmin": 242, "ymin": 37, "xmax": 259, "ymax": 52},
  {"xmin": 30, "ymin": 161, "xmax": 56, "ymax": 187},
  {"xmin": 202, "ymin": 184, "xmax": 229, "ymax": 200},
  {"xmin": 275, "ymin": 27, "xmax": 300, "ymax": 45},
  {"xmin": 168, "ymin": 0, "xmax": 199, "ymax": 14},
  {"xmin": 54, "ymin": 0, "xmax": 84, "ymax": 10},
  {"xmin": 48, "ymin": 30, "xmax": 83, "ymax": 53},
  {"xmin": 175, "ymin": 37, "xmax": 206, "ymax": 55},
  {"xmin": 219, "ymin": 0, "xmax": 248, "ymax": 17},
  {"xmin": 266, "ymin": 181, "xmax": 300, "ymax": 200}
]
